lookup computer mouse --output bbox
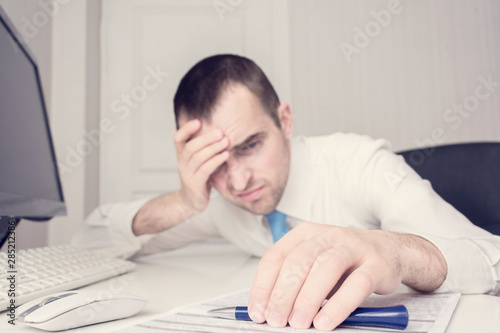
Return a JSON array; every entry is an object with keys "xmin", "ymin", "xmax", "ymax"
[{"xmin": 17, "ymin": 290, "xmax": 147, "ymax": 331}]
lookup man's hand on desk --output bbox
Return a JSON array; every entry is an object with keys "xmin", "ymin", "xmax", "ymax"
[
  {"xmin": 248, "ymin": 222, "xmax": 447, "ymax": 331},
  {"xmin": 132, "ymin": 119, "xmax": 229, "ymax": 236}
]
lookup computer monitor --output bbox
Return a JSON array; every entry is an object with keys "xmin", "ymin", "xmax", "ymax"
[{"xmin": 0, "ymin": 5, "xmax": 66, "ymax": 249}]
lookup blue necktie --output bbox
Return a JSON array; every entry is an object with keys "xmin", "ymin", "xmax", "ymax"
[{"xmin": 266, "ymin": 210, "xmax": 290, "ymax": 243}]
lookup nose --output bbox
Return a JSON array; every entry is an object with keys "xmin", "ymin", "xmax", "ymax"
[{"xmin": 227, "ymin": 158, "xmax": 251, "ymax": 191}]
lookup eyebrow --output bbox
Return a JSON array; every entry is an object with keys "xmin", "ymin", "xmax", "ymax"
[{"xmin": 229, "ymin": 132, "xmax": 266, "ymax": 152}]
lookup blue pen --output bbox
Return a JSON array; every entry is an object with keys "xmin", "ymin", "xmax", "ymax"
[{"xmin": 208, "ymin": 304, "xmax": 409, "ymax": 330}]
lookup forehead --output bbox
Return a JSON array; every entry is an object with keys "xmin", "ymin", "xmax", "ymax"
[{"xmin": 181, "ymin": 85, "xmax": 276, "ymax": 144}]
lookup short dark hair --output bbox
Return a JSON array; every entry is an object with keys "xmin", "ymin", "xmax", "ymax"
[{"xmin": 173, "ymin": 54, "xmax": 280, "ymax": 129}]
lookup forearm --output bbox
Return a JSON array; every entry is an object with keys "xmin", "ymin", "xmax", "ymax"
[
  {"xmin": 132, "ymin": 191, "xmax": 195, "ymax": 236},
  {"xmin": 397, "ymin": 233, "xmax": 447, "ymax": 292}
]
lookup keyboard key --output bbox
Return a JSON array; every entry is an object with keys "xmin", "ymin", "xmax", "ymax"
[
  {"xmin": 31, "ymin": 280, "xmax": 53, "ymax": 289},
  {"xmin": 24, "ymin": 282, "xmax": 42, "ymax": 291},
  {"xmin": 17, "ymin": 275, "xmax": 36, "ymax": 284},
  {"xmin": 18, "ymin": 286, "xmax": 33, "ymax": 295}
]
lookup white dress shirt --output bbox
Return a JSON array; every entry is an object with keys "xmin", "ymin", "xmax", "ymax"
[{"xmin": 73, "ymin": 133, "xmax": 500, "ymax": 295}]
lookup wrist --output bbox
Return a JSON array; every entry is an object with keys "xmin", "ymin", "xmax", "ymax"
[
  {"xmin": 178, "ymin": 187, "xmax": 209, "ymax": 216},
  {"xmin": 174, "ymin": 190, "xmax": 200, "ymax": 221},
  {"xmin": 399, "ymin": 233, "xmax": 447, "ymax": 292}
]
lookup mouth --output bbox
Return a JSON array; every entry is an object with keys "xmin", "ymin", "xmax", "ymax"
[{"xmin": 237, "ymin": 186, "xmax": 265, "ymax": 202}]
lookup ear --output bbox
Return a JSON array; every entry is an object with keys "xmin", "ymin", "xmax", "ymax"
[{"xmin": 277, "ymin": 102, "xmax": 293, "ymax": 138}]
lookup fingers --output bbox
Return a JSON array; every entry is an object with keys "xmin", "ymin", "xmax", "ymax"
[
  {"xmin": 248, "ymin": 223, "xmax": 314, "ymax": 324},
  {"xmin": 173, "ymin": 119, "xmax": 202, "ymax": 153},
  {"xmin": 314, "ymin": 268, "xmax": 375, "ymax": 331},
  {"xmin": 288, "ymin": 248, "xmax": 352, "ymax": 329},
  {"xmin": 248, "ymin": 223, "xmax": 331, "ymax": 326},
  {"xmin": 194, "ymin": 149, "xmax": 229, "ymax": 183},
  {"xmin": 188, "ymin": 137, "xmax": 228, "ymax": 172},
  {"xmin": 174, "ymin": 120, "xmax": 224, "ymax": 159},
  {"xmin": 175, "ymin": 120, "xmax": 229, "ymax": 173}
]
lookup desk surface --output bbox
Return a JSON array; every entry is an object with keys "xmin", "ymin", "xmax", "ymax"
[{"xmin": 3, "ymin": 241, "xmax": 500, "ymax": 332}]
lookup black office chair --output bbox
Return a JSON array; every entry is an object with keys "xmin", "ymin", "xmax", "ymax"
[{"xmin": 397, "ymin": 142, "xmax": 500, "ymax": 236}]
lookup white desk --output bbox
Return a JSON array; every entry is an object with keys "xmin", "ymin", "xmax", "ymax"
[{"xmin": 2, "ymin": 240, "xmax": 500, "ymax": 332}]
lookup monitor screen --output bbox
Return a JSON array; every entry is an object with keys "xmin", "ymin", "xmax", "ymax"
[{"xmin": 0, "ymin": 6, "xmax": 66, "ymax": 246}]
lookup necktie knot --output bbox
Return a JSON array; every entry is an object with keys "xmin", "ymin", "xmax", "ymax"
[{"xmin": 266, "ymin": 210, "xmax": 290, "ymax": 243}]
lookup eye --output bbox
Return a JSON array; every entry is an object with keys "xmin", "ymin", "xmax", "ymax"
[
  {"xmin": 244, "ymin": 141, "xmax": 258, "ymax": 150},
  {"xmin": 238, "ymin": 139, "xmax": 261, "ymax": 154}
]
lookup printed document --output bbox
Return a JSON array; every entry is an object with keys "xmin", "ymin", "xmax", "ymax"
[{"xmin": 117, "ymin": 289, "xmax": 460, "ymax": 333}]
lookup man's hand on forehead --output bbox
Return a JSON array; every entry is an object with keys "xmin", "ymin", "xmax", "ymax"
[{"xmin": 173, "ymin": 118, "xmax": 229, "ymax": 215}]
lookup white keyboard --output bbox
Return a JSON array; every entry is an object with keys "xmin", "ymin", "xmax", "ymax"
[{"xmin": 0, "ymin": 245, "xmax": 135, "ymax": 309}]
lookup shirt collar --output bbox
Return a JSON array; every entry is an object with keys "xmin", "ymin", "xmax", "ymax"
[{"xmin": 275, "ymin": 136, "xmax": 315, "ymax": 222}]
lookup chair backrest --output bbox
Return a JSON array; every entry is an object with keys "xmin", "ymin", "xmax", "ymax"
[{"xmin": 397, "ymin": 142, "xmax": 500, "ymax": 235}]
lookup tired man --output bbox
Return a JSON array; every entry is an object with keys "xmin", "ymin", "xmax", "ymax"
[{"xmin": 77, "ymin": 54, "xmax": 500, "ymax": 331}]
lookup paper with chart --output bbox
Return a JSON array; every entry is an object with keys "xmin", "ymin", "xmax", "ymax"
[{"xmin": 116, "ymin": 289, "xmax": 460, "ymax": 333}]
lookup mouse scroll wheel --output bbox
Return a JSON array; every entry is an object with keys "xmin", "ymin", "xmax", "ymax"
[
  {"xmin": 39, "ymin": 296, "xmax": 60, "ymax": 306},
  {"xmin": 39, "ymin": 292, "xmax": 78, "ymax": 306}
]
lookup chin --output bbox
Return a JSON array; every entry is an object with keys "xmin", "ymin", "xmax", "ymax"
[
  {"xmin": 220, "ymin": 187, "xmax": 283, "ymax": 215},
  {"xmin": 239, "ymin": 197, "xmax": 277, "ymax": 216}
]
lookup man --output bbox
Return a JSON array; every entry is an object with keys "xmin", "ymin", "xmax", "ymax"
[{"xmin": 77, "ymin": 54, "xmax": 500, "ymax": 331}]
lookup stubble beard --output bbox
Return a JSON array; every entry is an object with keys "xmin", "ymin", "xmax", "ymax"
[{"xmin": 240, "ymin": 160, "xmax": 290, "ymax": 215}]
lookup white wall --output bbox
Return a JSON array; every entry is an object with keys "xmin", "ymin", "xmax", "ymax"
[
  {"xmin": 84, "ymin": 0, "xmax": 102, "ymax": 218},
  {"xmin": 47, "ymin": 0, "xmax": 87, "ymax": 246},
  {"xmin": 289, "ymin": 0, "xmax": 500, "ymax": 151}
]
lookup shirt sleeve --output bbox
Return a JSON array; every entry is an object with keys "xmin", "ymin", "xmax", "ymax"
[
  {"xmin": 351, "ymin": 137, "xmax": 500, "ymax": 295},
  {"xmin": 71, "ymin": 198, "xmax": 221, "ymax": 258}
]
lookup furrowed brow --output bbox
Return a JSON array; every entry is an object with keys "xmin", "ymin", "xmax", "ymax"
[{"xmin": 230, "ymin": 132, "xmax": 265, "ymax": 152}]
